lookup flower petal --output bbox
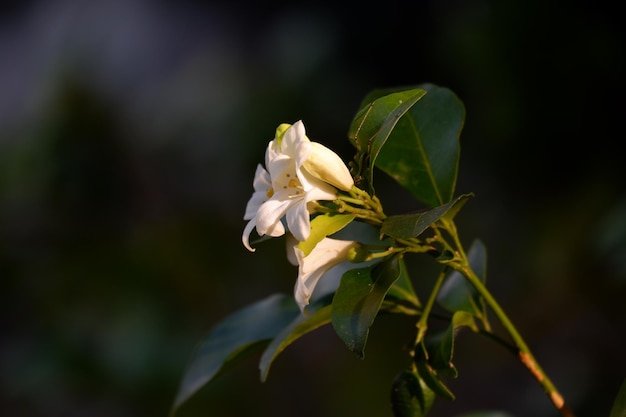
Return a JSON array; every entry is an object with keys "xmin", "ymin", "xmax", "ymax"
[
  {"xmin": 242, "ymin": 218, "xmax": 258, "ymax": 252},
  {"xmin": 244, "ymin": 165, "xmax": 271, "ymax": 220},
  {"xmin": 281, "ymin": 120, "xmax": 309, "ymax": 158},
  {"xmin": 285, "ymin": 198, "xmax": 311, "ymax": 242},
  {"xmin": 293, "ymin": 238, "xmax": 359, "ymax": 312},
  {"xmin": 255, "ymin": 197, "xmax": 291, "ymax": 237}
]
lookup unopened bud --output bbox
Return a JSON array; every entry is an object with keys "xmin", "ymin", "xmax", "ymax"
[
  {"xmin": 275, "ymin": 123, "xmax": 291, "ymax": 146},
  {"xmin": 347, "ymin": 246, "xmax": 369, "ymax": 263},
  {"xmin": 303, "ymin": 142, "xmax": 355, "ymax": 191}
]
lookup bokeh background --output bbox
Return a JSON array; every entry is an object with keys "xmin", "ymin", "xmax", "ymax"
[{"xmin": 1, "ymin": 1, "xmax": 625, "ymax": 416}]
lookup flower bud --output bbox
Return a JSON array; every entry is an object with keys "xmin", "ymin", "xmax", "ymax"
[
  {"xmin": 274, "ymin": 123, "xmax": 291, "ymax": 146},
  {"xmin": 347, "ymin": 246, "xmax": 369, "ymax": 263},
  {"xmin": 302, "ymin": 142, "xmax": 354, "ymax": 192}
]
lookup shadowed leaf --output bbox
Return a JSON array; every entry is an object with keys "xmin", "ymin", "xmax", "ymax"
[
  {"xmin": 332, "ymin": 255, "xmax": 402, "ymax": 358},
  {"xmin": 259, "ymin": 299, "xmax": 333, "ymax": 381},
  {"xmin": 171, "ymin": 294, "xmax": 299, "ymax": 415},
  {"xmin": 391, "ymin": 369, "xmax": 436, "ymax": 417},
  {"xmin": 438, "ymin": 239, "xmax": 487, "ymax": 317},
  {"xmin": 381, "ymin": 194, "xmax": 472, "ymax": 240}
]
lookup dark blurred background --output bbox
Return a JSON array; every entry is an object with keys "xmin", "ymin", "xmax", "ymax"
[{"xmin": 1, "ymin": 1, "xmax": 624, "ymax": 416}]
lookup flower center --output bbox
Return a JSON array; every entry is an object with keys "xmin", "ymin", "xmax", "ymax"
[{"xmin": 275, "ymin": 171, "xmax": 303, "ymax": 196}]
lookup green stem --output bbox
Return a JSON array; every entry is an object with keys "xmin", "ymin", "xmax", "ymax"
[
  {"xmin": 457, "ymin": 263, "xmax": 575, "ymax": 417},
  {"xmin": 414, "ymin": 268, "xmax": 448, "ymax": 346}
]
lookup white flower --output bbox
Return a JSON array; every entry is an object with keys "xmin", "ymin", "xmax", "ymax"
[
  {"xmin": 289, "ymin": 236, "xmax": 359, "ymax": 312},
  {"xmin": 242, "ymin": 121, "xmax": 354, "ymax": 251},
  {"xmin": 282, "ymin": 121, "xmax": 353, "ymax": 193}
]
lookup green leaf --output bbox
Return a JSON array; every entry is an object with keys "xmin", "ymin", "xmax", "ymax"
[
  {"xmin": 298, "ymin": 213, "xmax": 356, "ymax": 256},
  {"xmin": 371, "ymin": 83, "xmax": 465, "ymax": 207},
  {"xmin": 381, "ymin": 194, "xmax": 473, "ymax": 240},
  {"xmin": 331, "ymin": 254, "xmax": 403, "ymax": 358},
  {"xmin": 331, "ymin": 218, "xmax": 391, "ymax": 245},
  {"xmin": 348, "ymin": 88, "xmax": 427, "ymax": 193},
  {"xmin": 171, "ymin": 294, "xmax": 300, "ymax": 414},
  {"xmin": 415, "ymin": 350, "xmax": 455, "ymax": 400},
  {"xmin": 391, "ymin": 369, "xmax": 436, "ymax": 417},
  {"xmin": 259, "ymin": 298, "xmax": 333, "ymax": 382},
  {"xmin": 610, "ymin": 378, "xmax": 626, "ymax": 417},
  {"xmin": 438, "ymin": 239, "xmax": 487, "ymax": 316},
  {"xmin": 384, "ymin": 256, "xmax": 421, "ymax": 311},
  {"xmin": 424, "ymin": 311, "xmax": 479, "ymax": 377}
]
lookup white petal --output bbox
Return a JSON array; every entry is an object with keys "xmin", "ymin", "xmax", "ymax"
[
  {"xmin": 293, "ymin": 238, "xmax": 358, "ymax": 312},
  {"xmin": 293, "ymin": 136, "xmax": 311, "ymax": 171},
  {"xmin": 266, "ymin": 152, "xmax": 292, "ymax": 181},
  {"xmin": 285, "ymin": 234, "xmax": 299, "ymax": 266},
  {"xmin": 302, "ymin": 176, "xmax": 339, "ymax": 202},
  {"xmin": 252, "ymin": 163, "xmax": 272, "ymax": 191},
  {"xmin": 242, "ymin": 218, "xmax": 258, "ymax": 252},
  {"xmin": 255, "ymin": 197, "xmax": 292, "ymax": 237},
  {"xmin": 244, "ymin": 190, "xmax": 268, "ymax": 220},
  {"xmin": 243, "ymin": 164, "xmax": 271, "ymax": 220},
  {"xmin": 282, "ymin": 120, "xmax": 309, "ymax": 158},
  {"xmin": 265, "ymin": 140, "xmax": 278, "ymax": 167},
  {"xmin": 285, "ymin": 198, "xmax": 311, "ymax": 242}
]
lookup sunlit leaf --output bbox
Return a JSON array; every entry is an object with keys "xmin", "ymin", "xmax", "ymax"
[
  {"xmin": 348, "ymin": 88, "xmax": 427, "ymax": 193},
  {"xmin": 298, "ymin": 213, "xmax": 355, "ymax": 256},
  {"xmin": 366, "ymin": 83, "xmax": 465, "ymax": 207},
  {"xmin": 332, "ymin": 254, "xmax": 402, "ymax": 358},
  {"xmin": 391, "ymin": 369, "xmax": 436, "ymax": 417},
  {"xmin": 259, "ymin": 298, "xmax": 333, "ymax": 382},
  {"xmin": 438, "ymin": 239, "xmax": 487, "ymax": 317},
  {"xmin": 381, "ymin": 194, "xmax": 473, "ymax": 240},
  {"xmin": 171, "ymin": 294, "xmax": 299, "ymax": 415}
]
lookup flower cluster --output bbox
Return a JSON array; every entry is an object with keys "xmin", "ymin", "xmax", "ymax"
[{"xmin": 242, "ymin": 120, "xmax": 358, "ymax": 311}]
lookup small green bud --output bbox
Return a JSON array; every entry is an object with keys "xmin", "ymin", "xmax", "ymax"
[
  {"xmin": 275, "ymin": 123, "xmax": 291, "ymax": 146},
  {"xmin": 347, "ymin": 246, "xmax": 369, "ymax": 263}
]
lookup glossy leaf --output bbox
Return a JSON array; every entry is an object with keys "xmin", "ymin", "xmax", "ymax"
[
  {"xmin": 348, "ymin": 88, "xmax": 427, "ymax": 193},
  {"xmin": 332, "ymin": 254, "xmax": 402, "ymax": 358},
  {"xmin": 438, "ymin": 239, "xmax": 487, "ymax": 317},
  {"xmin": 331, "ymin": 217, "xmax": 391, "ymax": 245},
  {"xmin": 424, "ymin": 311, "xmax": 479, "ymax": 377},
  {"xmin": 366, "ymin": 83, "xmax": 465, "ymax": 207},
  {"xmin": 384, "ymin": 256, "xmax": 421, "ymax": 312},
  {"xmin": 415, "ymin": 347, "xmax": 455, "ymax": 400},
  {"xmin": 381, "ymin": 194, "xmax": 473, "ymax": 240},
  {"xmin": 171, "ymin": 294, "xmax": 300, "ymax": 414},
  {"xmin": 259, "ymin": 298, "xmax": 333, "ymax": 382},
  {"xmin": 298, "ymin": 213, "xmax": 355, "ymax": 256},
  {"xmin": 391, "ymin": 369, "xmax": 436, "ymax": 417}
]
